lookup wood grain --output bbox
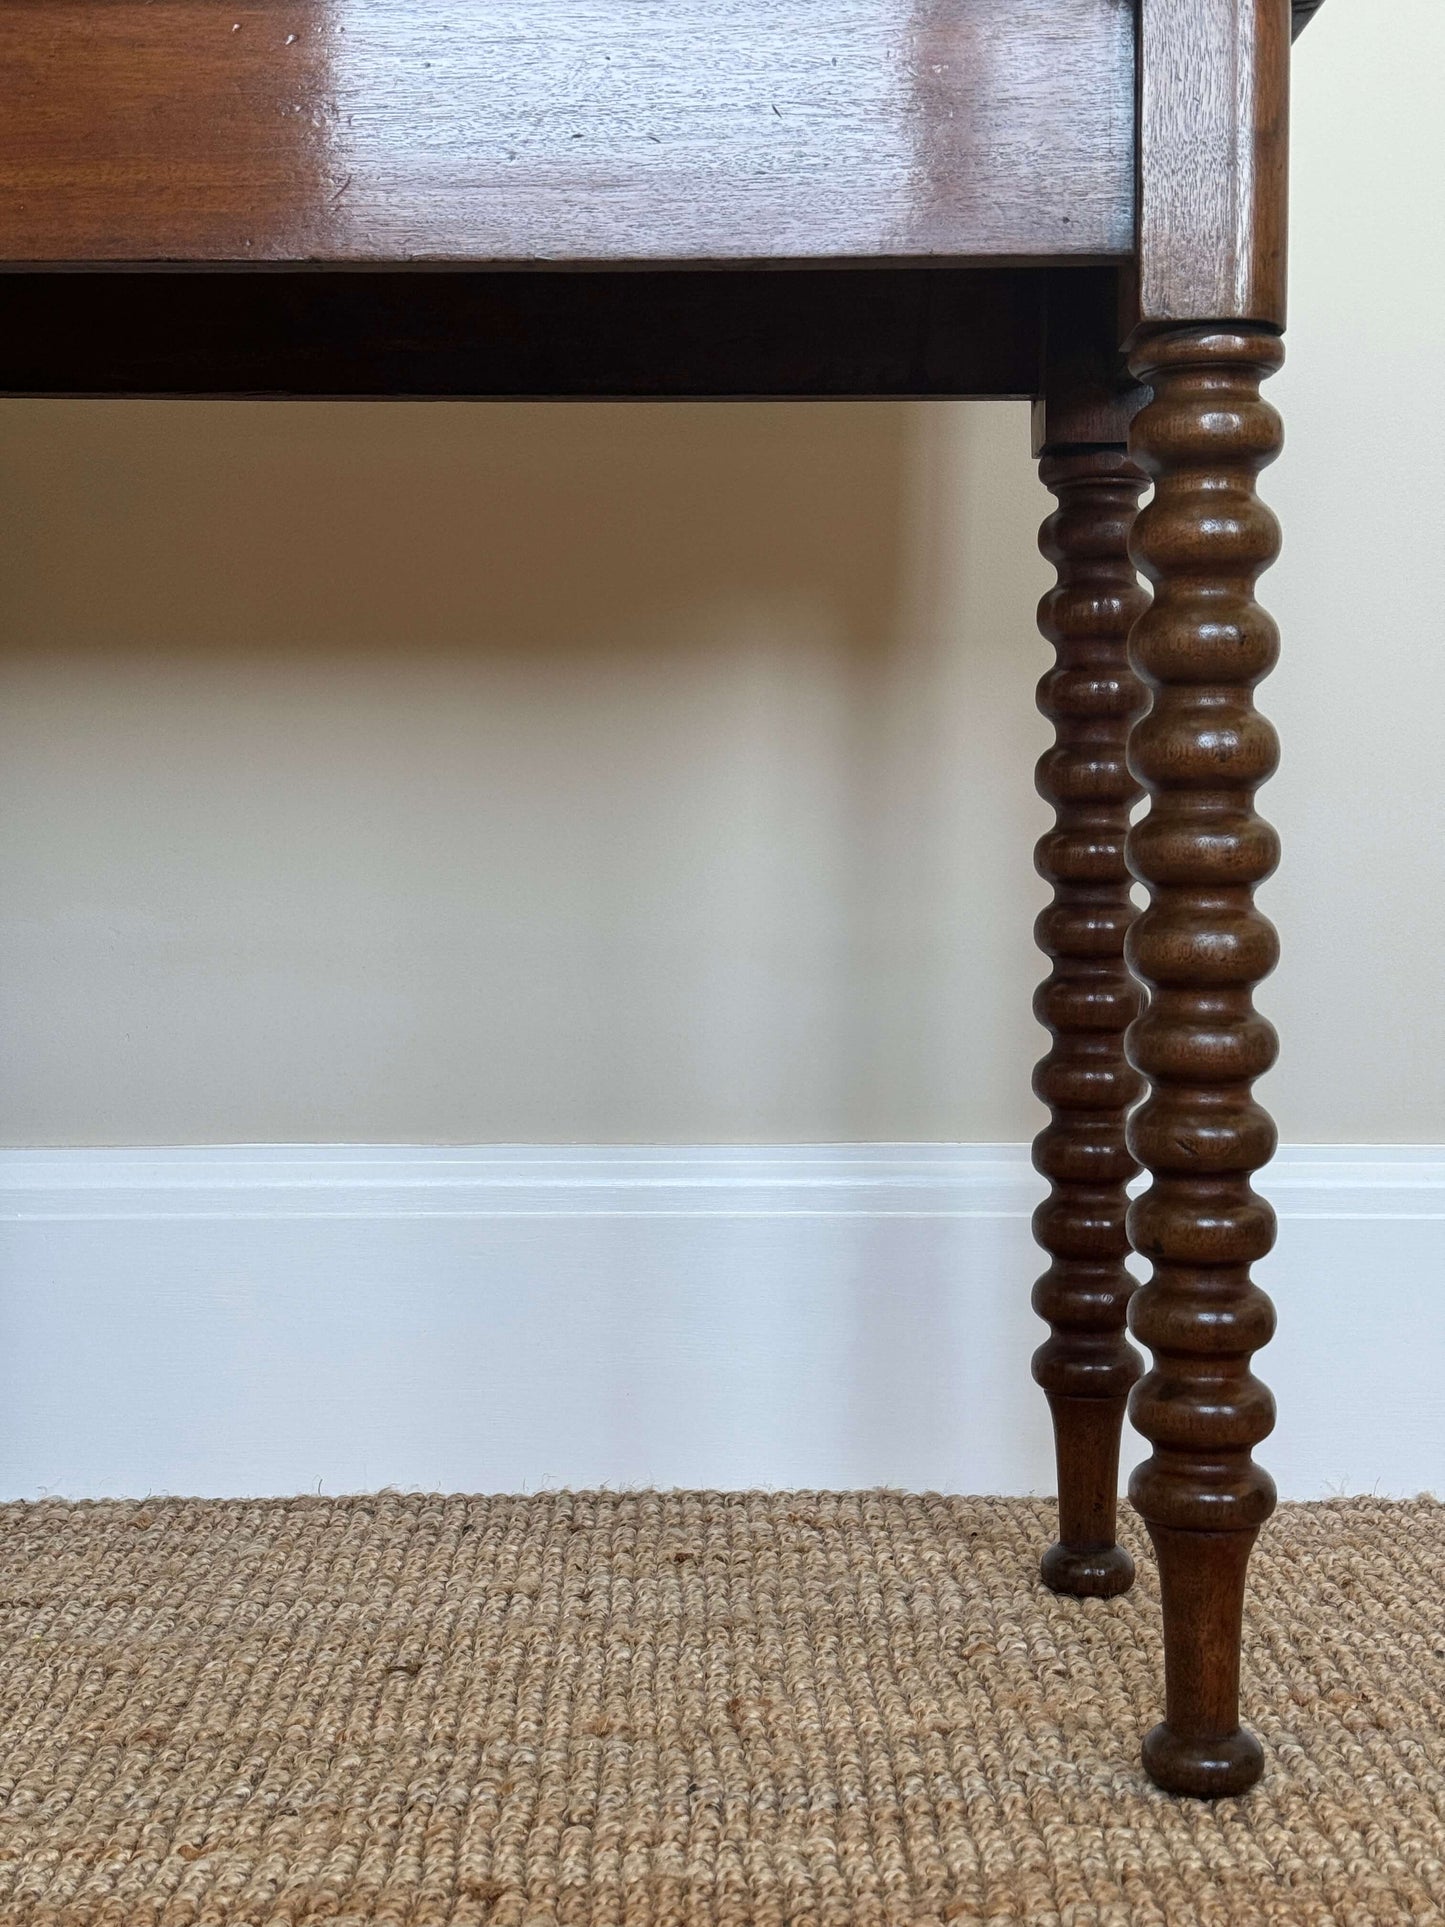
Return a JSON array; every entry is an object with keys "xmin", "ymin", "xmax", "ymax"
[
  {"xmin": 0, "ymin": 0, "xmax": 1133, "ymax": 269},
  {"xmin": 1135, "ymin": 0, "xmax": 1291, "ymax": 330}
]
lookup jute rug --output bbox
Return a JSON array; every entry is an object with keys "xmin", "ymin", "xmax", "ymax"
[{"xmin": 0, "ymin": 1492, "xmax": 1441, "ymax": 1927}]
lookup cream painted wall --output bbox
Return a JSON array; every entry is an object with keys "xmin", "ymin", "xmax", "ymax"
[{"xmin": 0, "ymin": 0, "xmax": 1440, "ymax": 1148}]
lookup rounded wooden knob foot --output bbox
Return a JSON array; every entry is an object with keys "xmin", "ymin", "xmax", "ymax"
[
  {"xmin": 1141, "ymin": 1721, "xmax": 1264, "ymax": 1799},
  {"xmin": 1040, "ymin": 1540, "xmax": 1135, "ymax": 1599}
]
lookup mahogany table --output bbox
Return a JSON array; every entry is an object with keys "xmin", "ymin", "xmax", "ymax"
[{"xmin": 1, "ymin": 0, "xmax": 1326, "ymax": 1797}]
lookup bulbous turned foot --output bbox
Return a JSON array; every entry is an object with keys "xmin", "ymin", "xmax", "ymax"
[
  {"xmin": 1041, "ymin": 1539, "xmax": 1135, "ymax": 1599},
  {"xmin": 1142, "ymin": 1720, "xmax": 1264, "ymax": 1798}
]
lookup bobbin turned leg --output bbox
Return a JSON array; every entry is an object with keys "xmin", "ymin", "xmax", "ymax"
[
  {"xmin": 1124, "ymin": 325, "xmax": 1283, "ymax": 1798},
  {"xmin": 1031, "ymin": 446, "xmax": 1149, "ymax": 1598}
]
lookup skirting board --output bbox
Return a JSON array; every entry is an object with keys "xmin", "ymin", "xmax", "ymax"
[{"xmin": 0, "ymin": 1144, "xmax": 1440, "ymax": 1502}]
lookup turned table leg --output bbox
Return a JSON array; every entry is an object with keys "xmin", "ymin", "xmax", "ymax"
[
  {"xmin": 1124, "ymin": 325, "xmax": 1283, "ymax": 1797},
  {"xmin": 1031, "ymin": 445, "xmax": 1148, "ymax": 1597}
]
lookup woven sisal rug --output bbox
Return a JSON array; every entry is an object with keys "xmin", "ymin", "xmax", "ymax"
[{"xmin": 0, "ymin": 1491, "xmax": 1441, "ymax": 1925}]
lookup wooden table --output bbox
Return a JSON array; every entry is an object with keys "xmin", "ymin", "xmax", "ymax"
[{"xmin": 0, "ymin": 0, "xmax": 1326, "ymax": 1798}]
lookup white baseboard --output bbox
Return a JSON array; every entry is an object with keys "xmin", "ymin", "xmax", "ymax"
[{"xmin": 1, "ymin": 1144, "xmax": 1440, "ymax": 1502}]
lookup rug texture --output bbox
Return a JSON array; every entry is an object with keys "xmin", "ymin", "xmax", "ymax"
[{"xmin": 0, "ymin": 1491, "xmax": 1441, "ymax": 1926}]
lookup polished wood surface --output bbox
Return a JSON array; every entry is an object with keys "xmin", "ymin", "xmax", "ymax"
[
  {"xmin": 0, "ymin": 0, "xmax": 1133, "ymax": 269},
  {"xmin": 1124, "ymin": 324, "xmax": 1284, "ymax": 1798},
  {"xmin": 1031, "ymin": 445, "xmax": 1148, "ymax": 1600},
  {"xmin": 1136, "ymin": 0, "xmax": 1291, "ymax": 330}
]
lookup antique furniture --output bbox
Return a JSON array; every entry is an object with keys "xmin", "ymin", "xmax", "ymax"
[{"xmin": 0, "ymin": 0, "xmax": 1325, "ymax": 1796}]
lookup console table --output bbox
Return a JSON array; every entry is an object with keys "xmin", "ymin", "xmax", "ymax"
[{"xmin": 0, "ymin": 0, "xmax": 1326, "ymax": 1798}]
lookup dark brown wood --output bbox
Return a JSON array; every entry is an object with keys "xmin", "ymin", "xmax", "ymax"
[
  {"xmin": 1134, "ymin": 0, "xmax": 1291, "ymax": 331},
  {"xmin": 0, "ymin": 266, "xmax": 1055, "ymax": 401},
  {"xmin": 0, "ymin": 0, "xmax": 1133, "ymax": 270},
  {"xmin": 1124, "ymin": 323, "xmax": 1283, "ymax": 1797},
  {"xmin": 1032, "ymin": 269, "xmax": 1147, "ymax": 455},
  {"xmin": 1032, "ymin": 443, "xmax": 1148, "ymax": 1598}
]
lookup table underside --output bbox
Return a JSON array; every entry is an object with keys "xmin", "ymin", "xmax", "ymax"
[{"xmin": 2, "ymin": 264, "xmax": 1130, "ymax": 402}]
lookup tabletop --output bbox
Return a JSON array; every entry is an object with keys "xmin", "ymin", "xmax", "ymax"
[
  {"xmin": 2, "ymin": 0, "xmax": 1136, "ymax": 270},
  {"xmin": 0, "ymin": 0, "xmax": 1325, "ymax": 402}
]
